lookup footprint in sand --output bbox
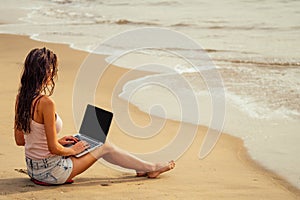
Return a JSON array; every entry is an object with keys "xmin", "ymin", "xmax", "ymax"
[{"xmin": 14, "ymin": 168, "xmax": 28, "ymax": 175}]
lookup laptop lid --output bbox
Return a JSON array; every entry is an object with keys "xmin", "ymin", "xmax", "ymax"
[{"xmin": 79, "ymin": 104, "xmax": 113, "ymax": 143}]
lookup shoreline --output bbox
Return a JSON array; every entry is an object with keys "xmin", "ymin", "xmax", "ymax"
[{"xmin": 0, "ymin": 33, "xmax": 299, "ymax": 199}]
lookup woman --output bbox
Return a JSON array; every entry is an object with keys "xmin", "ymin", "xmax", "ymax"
[{"xmin": 14, "ymin": 47, "xmax": 175, "ymax": 185}]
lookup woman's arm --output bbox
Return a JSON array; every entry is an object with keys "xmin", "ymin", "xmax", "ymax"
[
  {"xmin": 42, "ymin": 97, "xmax": 86, "ymax": 156},
  {"xmin": 14, "ymin": 129, "xmax": 25, "ymax": 146},
  {"xmin": 14, "ymin": 96, "xmax": 25, "ymax": 146}
]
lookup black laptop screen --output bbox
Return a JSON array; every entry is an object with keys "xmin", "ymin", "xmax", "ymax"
[{"xmin": 79, "ymin": 104, "xmax": 113, "ymax": 142}]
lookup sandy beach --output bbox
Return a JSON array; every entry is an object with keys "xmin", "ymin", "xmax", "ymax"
[{"xmin": 0, "ymin": 34, "xmax": 299, "ymax": 200}]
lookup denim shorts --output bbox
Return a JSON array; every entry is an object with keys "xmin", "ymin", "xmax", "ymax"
[{"xmin": 26, "ymin": 156, "xmax": 73, "ymax": 185}]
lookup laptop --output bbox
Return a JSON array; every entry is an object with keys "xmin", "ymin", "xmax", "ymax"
[{"xmin": 66, "ymin": 104, "xmax": 113, "ymax": 157}]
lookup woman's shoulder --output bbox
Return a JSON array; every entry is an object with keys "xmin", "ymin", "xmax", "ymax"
[
  {"xmin": 39, "ymin": 95, "xmax": 56, "ymax": 109},
  {"xmin": 32, "ymin": 95, "xmax": 56, "ymax": 123}
]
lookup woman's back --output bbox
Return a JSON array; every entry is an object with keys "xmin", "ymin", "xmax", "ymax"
[{"xmin": 25, "ymin": 114, "xmax": 62, "ymax": 160}]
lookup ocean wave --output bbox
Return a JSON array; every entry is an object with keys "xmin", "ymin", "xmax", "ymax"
[
  {"xmin": 145, "ymin": 1, "xmax": 181, "ymax": 6},
  {"xmin": 170, "ymin": 22, "xmax": 198, "ymax": 27},
  {"xmin": 170, "ymin": 22, "xmax": 297, "ymax": 31},
  {"xmin": 49, "ymin": 0, "xmax": 181, "ymax": 9},
  {"xmin": 207, "ymin": 25, "xmax": 280, "ymax": 31},
  {"xmin": 50, "ymin": 0, "xmax": 73, "ymax": 4},
  {"xmin": 113, "ymin": 19, "xmax": 159, "ymax": 26},
  {"xmin": 215, "ymin": 58, "xmax": 300, "ymax": 67}
]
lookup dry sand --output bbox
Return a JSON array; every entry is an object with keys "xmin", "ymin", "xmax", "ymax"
[{"xmin": 0, "ymin": 34, "xmax": 299, "ymax": 200}]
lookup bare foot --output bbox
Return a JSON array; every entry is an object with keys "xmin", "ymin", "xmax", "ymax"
[{"xmin": 147, "ymin": 160, "xmax": 175, "ymax": 178}]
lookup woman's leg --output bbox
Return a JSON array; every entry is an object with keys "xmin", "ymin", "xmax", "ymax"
[
  {"xmin": 96, "ymin": 142, "xmax": 175, "ymax": 177},
  {"xmin": 67, "ymin": 143, "xmax": 111, "ymax": 180},
  {"xmin": 67, "ymin": 142, "xmax": 175, "ymax": 180},
  {"xmin": 67, "ymin": 147, "xmax": 102, "ymax": 180},
  {"xmin": 100, "ymin": 142, "xmax": 156, "ymax": 172}
]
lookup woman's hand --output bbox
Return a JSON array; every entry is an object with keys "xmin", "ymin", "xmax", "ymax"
[
  {"xmin": 58, "ymin": 135, "xmax": 89, "ymax": 155},
  {"xmin": 70, "ymin": 141, "xmax": 90, "ymax": 155},
  {"xmin": 58, "ymin": 136, "xmax": 78, "ymax": 146}
]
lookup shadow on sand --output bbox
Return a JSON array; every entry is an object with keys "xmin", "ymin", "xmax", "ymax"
[{"xmin": 0, "ymin": 170, "xmax": 148, "ymax": 196}]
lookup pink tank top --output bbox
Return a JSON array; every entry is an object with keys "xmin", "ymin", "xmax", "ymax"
[{"xmin": 24, "ymin": 115, "xmax": 63, "ymax": 160}]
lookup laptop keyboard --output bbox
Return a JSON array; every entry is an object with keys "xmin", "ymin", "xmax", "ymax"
[{"xmin": 74, "ymin": 135, "xmax": 99, "ymax": 149}]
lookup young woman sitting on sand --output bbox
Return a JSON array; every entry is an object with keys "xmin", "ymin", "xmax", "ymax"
[{"xmin": 14, "ymin": 47, "xmax": 175, "ymax": 185}]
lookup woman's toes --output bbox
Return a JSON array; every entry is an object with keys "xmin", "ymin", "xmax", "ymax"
[{"xmin": 147, "ymin": 161, "xmax": 175, "ymax": 178}]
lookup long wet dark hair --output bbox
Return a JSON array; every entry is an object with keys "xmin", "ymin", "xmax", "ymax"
[{"xmin": 15, "ymin": 47, "xmax": 58, "ymax": 134}]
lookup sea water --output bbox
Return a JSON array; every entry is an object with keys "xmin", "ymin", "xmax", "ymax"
[{"xmin": 1, "ymin": 0, "xmax": 299, "ymax": 189}]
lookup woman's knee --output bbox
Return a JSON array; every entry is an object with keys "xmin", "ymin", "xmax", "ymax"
[{"xmin": 102, "ymin": 142, "xmax": 116, "ymax": 154}]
